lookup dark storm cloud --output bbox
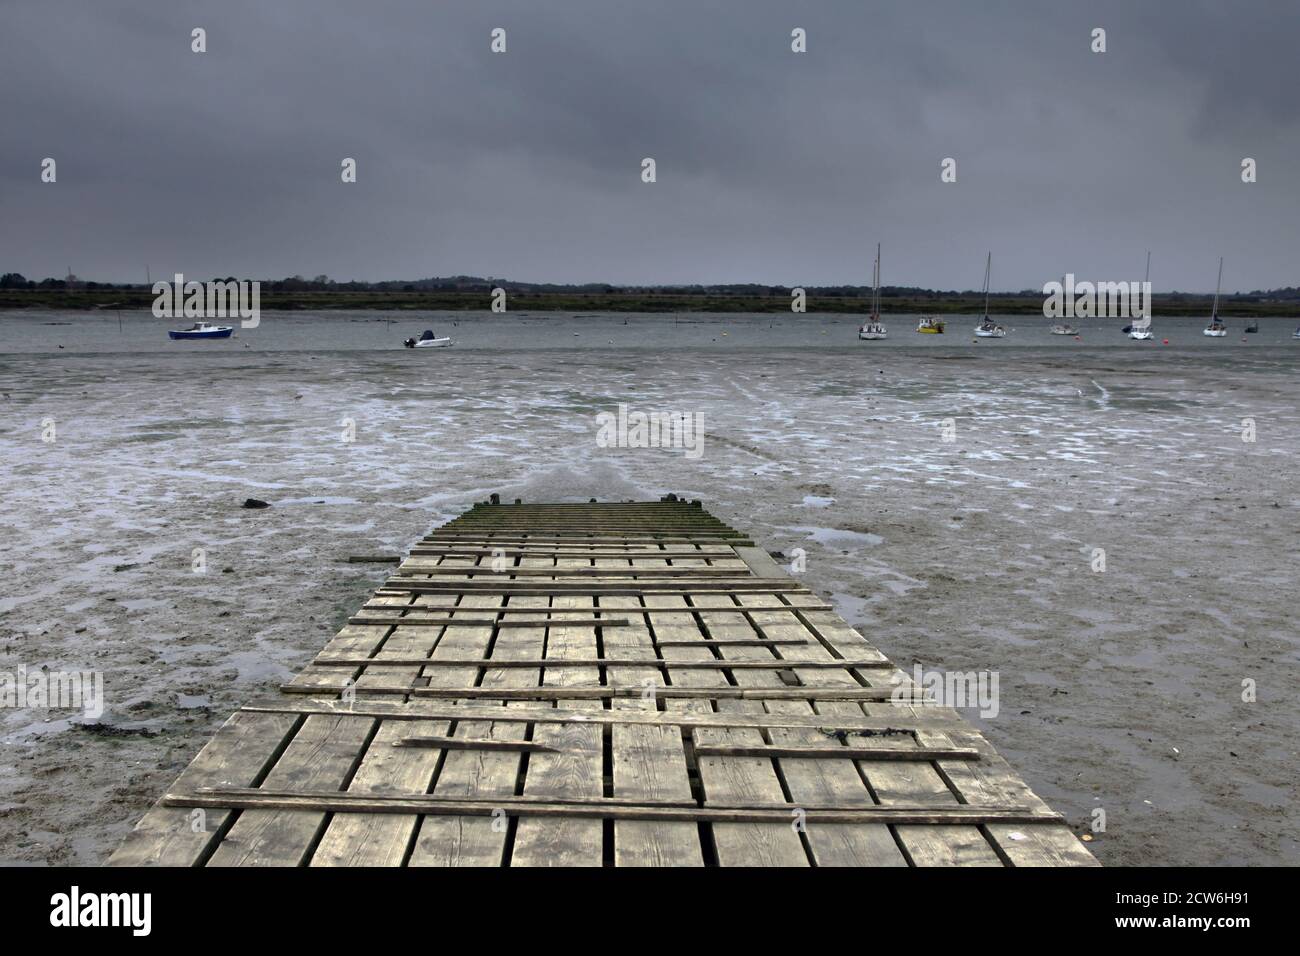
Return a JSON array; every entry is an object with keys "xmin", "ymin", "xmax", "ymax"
[{"xmin": 1, "ymin": 0, "xmax": 1297, "ymax": 291}]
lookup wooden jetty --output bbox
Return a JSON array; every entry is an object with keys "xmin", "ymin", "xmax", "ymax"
[{"xmin": 110, "ymin": 499, "xmax": 1097, "ymax": 867}]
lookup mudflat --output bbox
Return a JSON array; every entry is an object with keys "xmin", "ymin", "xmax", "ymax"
[{"xmin": 0, "ymin": 343, "xmax": 1295, "ymax": 865}]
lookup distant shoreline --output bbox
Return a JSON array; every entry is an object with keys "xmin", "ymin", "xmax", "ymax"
[{"xmin": 2, "ymin": 289, "xmax": 1297, "ymax": 317}]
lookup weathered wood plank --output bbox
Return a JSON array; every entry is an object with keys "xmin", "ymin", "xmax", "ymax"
[
  {"xmin": 309, "ymin": 718, "xmax": 448, "ymax": 866},
  {"xmin": 107, "ymin": 710, "xmax": 299, "ymax": 867},
  {"xmin": 407, "ymin": 586, "xmax": 536, "ymax": 867},
  {"xmin": 510, "ymin": 574, "xmax": 605, "ymax": 866},
  {"xmin": 205, "ymin": 714, "xmax": 375, "ymax": 866},
  {"xmin": 604, "ymin": 565, "xmax": 704, "ymax": 866}
]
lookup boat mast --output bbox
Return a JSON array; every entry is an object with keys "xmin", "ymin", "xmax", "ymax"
[
  {"xmin": 874, "ymin": 243, "xmax": 881, "ymax": 321},
  {"xmin": 1212, "ymin": 256, "xmax": 1223, "ymax": 321},
  {"xmin": 1136, "ymin": 251, "xmax": 1153, "ymax": 330},
  {"xmin": 982, "ymin": 252, "xmax": 991, "ymax": 320}
]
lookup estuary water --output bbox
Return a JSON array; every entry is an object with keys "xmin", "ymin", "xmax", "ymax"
[{"xmin": 1, "ymin": 309, "xmax": 1297, "ymax": 354}]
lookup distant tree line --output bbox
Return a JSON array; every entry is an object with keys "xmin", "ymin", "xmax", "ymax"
[{"xmin": 2, "ymin": 271, "xmax": 1297, "ymax": 299}]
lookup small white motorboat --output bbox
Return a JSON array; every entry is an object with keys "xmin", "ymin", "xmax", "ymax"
[
  {"xmin": 404, "ymin": 329, "xmax": 453, "ymax": 348},
  {"xmin": 1050, "ymin": 324, "xmax": 1079, "ymax": 336},
  {"xmin": 169, "ymin": 321, "xmax": 233, "ymax": 340},
  {"xmin": 858, "ymin": 243, "xmax": 888, "ymax": 340}
]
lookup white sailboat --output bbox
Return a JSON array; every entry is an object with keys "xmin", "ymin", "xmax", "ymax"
[
  {"xmin": 974, "ymin": 252, "xmax": 1006, "ymax": 337},
  {"xmin": 1204, "ymin": 258, "xmax": 1227, "ymax": 337},
  {"xmin": 1130, "ymin": 251, "xmax": 1154, "ymax": 340},
  {"xmin": 858, "ymin": 244, "xmax": 887, "ymax": 340}
]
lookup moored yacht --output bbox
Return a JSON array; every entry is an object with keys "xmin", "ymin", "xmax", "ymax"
[
  {"xmin": 973, "ymin": 252, "xmax": 1006, "ymax": 337},
  {"xmin": 858, "ymin": 243, "xmax": 887, "ymax": 340},
  {"xmin": 1203, "ymin": 258, "xmax": 1227, "ymax": 337}
]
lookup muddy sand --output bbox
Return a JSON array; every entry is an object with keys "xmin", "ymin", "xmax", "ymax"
[{"xmin": 0, "ymin": 345, "xmax": 1296, "ymax": 865}]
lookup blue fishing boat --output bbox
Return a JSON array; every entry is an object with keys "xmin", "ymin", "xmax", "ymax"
[{"xmin": 168, "ymin": 321, "xmax": 233, "ymax": 340}]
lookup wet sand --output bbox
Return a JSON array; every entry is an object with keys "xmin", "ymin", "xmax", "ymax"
[{"xmin": 1, "ymin": 345, "xmax": 1297, "ymax": 865}]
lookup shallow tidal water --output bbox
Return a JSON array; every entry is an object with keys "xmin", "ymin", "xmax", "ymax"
[{"xmin": 2, "ymin": 308, "xmax": 1298, "ymax": 354}]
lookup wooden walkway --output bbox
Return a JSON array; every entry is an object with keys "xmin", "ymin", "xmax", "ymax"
[{"xmin": 110, "ymin": 499, "xmax": 1097, "ymax": 867}]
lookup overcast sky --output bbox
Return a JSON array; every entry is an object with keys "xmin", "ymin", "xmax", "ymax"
[{"xmin": 2, "ymin": 0, "xmax": 1297, "ymax": 291}]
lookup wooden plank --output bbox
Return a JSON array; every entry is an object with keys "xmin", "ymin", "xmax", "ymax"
[
  {"xmin": 379, "ymin": 584, "xmax": 809, "ymax": 596},
  {"xmin": 306, "ymin": 656, "xmax": 891, "ymax": 670},
  {"xmin": 394, "ymin": 735, "xmax": 556, "ymax": 753},
  {"xmin": 683, "ymin": 598, "xmax": 809, "ymax": 867},
  {"xmin": 731, "ymin": 546, "xmax": 790, "ymax": 579},
  {"xmin": 691, "ymin": 743, "xmax": 979, "ymax": 761},
  {"xmin": 391, "ymin": 567, "xmax": 748, "ymax": 578},
  {"xmin": 309, "ymin": 718, "xmax": 449, "ymax": 866},
  {"xmin": 603, "ymin": 570, "xmax": 704, "ymax": 866},
  {"xmin": 407, "ymin": 588, "xmax": 534, "ymax": 867},
  {"xmin": 280, "ymin": 685, "xmax": 905, "ymax": 701},
  {"xmin": 510, "ymin": 580, "xmax": 605, "ymax": 866},
  {"xmin": 205, "ymin": 714, "xmax": 375, "ymax": 866},
  {"xmin": 357, "ymin": 603, "xmax": 834, "ymax": 615},
  {"xmin": 242, "ymin": 700, "xmax": 949, "ymax": 732},
  {"xmin": 924, "ymin": 728, "xmax": 1098, "ymax": 866},
  {"xmin": 107, "ymin": 710, "xmax": 299, "ymax": 867},
  {"xmin": 700, "ymin": 599, "xmax": 898, "ymax": 867},
  {"xmin": 836, "ymin": 700, "xmax": 1004, "ymax": 867},
  {"xmin": 168, "ymin": 790, "xmax": 1055, "ymax": 825},
  {"xmin": 346, "ymin": 616, "xmax": 631, "ymax": 628},
  {"xmin": 733, "ymin": 590, "xmax": 956, "ymax": 868}
]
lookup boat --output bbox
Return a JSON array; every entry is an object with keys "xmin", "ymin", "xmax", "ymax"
[
  {"xmin": 168, "ymin": 321, "xmax": 233, "ymax": 340},
  {"xmin": 858, "ymin": 243, "xmax": 887, "ymax": 340},
  {"xmin": 404, "ymin": 329, "xmax": 453, "ymax": 348},
  {"xmin": 1050, "ymin": 324, "xmax": 1079, "ymax": 336},
  {"xmin": 1203, "ymin": 258, "xmax": 1227, "ymax": 337},
  {"xmin": 973, "ymin": 252, "xmax": 1006, "ymax": 337},
  {"xmin": 1293, "ymin": 327, "xmax": 1300, "ymax": 339},
  {"xmin": 916, "ymin": 316, "xmax": 945, "ymax": 334},
  {"xmin": 1244, "ymin": 321, "xmax": 1259, "ymax": 333},
  {"xmin": 1130, "ymin": 251, "xmax": 1154, "ymax": 339}
]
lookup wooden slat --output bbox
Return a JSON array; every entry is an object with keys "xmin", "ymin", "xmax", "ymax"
[
  {"xmin": 107, "ymin": 710, "xmax": 299, "ymax": 867},
  {"xmin": 509, "ymin": 576, "xmax": 604, "ymax": 866},
  {"xmin": 603, "ymin": 566, "xmax": 704, "ymax": 866},
  {"xmin": 241, "ymin": 699, "xmax": 948, "ymax": 732},
  {"xmin": 407, "ymin": 589, "xmax": 533, "ymax": 866},
  {"xmin": 205, "ymin": 714, "xmax": 375, "ymax": 866},
  {"xmin": 168, "ymin": 789, "xmax": 1055, "ymax": 825},
  {"xmin": 310, "ymin": 718, "xmax": 448, "ymax": 866},
  {"xmin": 305, "ymin": 657, "xmax": 891, "ymax": 670}
]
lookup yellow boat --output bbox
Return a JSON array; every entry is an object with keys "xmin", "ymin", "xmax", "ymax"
[{"xmin": 916, "ymin": 317, "xmax": 945, "ymax": 334}]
